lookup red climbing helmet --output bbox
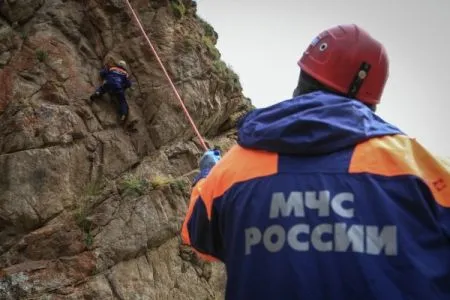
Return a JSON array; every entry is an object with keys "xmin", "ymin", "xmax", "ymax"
[{"xmin": 298, "ymin": 24, "xmax": 389, "ymax": 105}]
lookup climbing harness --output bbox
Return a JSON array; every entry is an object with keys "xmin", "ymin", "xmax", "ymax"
[{"xmin": 124, "ymin": 0, "xmax": 208, "ymax": 151}]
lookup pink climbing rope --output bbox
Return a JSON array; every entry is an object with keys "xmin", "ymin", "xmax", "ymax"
[{"xmin": 124, "ymin": 0, "xmax": 208, "ymax": 151}]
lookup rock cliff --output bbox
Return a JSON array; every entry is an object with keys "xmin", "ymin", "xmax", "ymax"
[{"xmin": 0, "ymin": 0, "xmax": 252, "ymax": 298}]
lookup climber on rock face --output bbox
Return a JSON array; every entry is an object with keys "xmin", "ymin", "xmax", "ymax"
[
  {"xmin": 181, "ymin": 24, "xmax": 450, "ymax": 300},
  {"xmin": 90, "ymin": 59, "xmax": 132, "ymax": 122}
]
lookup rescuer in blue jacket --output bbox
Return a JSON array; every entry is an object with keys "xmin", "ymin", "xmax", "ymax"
[
  {"xmin": 182, "ymin": 24, "xmax": 450, "ymax": 300},
  {"xmin": 90, "ymin": 60, "xmax": 132, "ymax": 122}
]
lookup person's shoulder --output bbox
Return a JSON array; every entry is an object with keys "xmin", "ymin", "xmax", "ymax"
[
  {"xmin": 110, "ymin": 66, "xmax": 128, "ymax": 76},
  {"xmin": 350, "ymin": 134, "xmax": 450, "ymax": 206},
  {"xmin": 204, "ymin": 145, "xmax": 278, "ymax": 195},
  {"xmin": 350, "ymin": 134, "xmax": 424, "ymax": 175}
]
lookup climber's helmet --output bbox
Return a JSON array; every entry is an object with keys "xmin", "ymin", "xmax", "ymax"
[
  {"xmin": 294, "ymin": 24, "xmax": 389, "ymax": 107},
  {"xmin": 117, "ymin": 60, "xmax": 127, "ymax": 69}
]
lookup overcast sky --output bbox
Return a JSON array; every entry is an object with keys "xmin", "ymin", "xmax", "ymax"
[{"xmin": 196, "ymin": 0, "xmax": 450, "ymax": 157}]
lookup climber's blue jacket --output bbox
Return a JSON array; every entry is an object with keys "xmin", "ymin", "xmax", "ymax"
[
  {"xmin": 182, "ymin": 91, "xmax": 450, "ymax": 300},
  {"xmin": 99, "ymin": 66, "xmax": 131, "ymax": 93}
]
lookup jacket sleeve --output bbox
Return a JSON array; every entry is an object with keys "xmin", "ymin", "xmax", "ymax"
[
  {"xmin": 180, "ymin": 145, "xmax": 278, "ymax": 262},
  {"xmin": 99, "ymin": 67, "xmax": 108, "ymax": 79},
  {"xmin": 181, "ymin": 176, "xmax": 222, "ymax": 262},
  {"xmin": 123, "ymin": 76, "xmax": 132, "ymax": 89}
]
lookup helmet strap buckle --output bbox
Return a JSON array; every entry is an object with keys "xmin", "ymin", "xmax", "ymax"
[{"xmin": 347, "ymin": 62, "xmax": 371, "ymax": 98}]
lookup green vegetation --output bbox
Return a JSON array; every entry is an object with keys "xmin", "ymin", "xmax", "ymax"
[
  {"xmin": 35, "ymin": 49, "xmax": 48, "ymax": 62},
  {"xmin": 197, "ymin": 16, "xmax": 217, "ymax": 39},
  {"xmin": 74, "ymin": 180, "xmax": 107, "ymax": 247},
  {"xmin": 170, "ymin": 0, "xmax": 186, "ymax": 19},
  {"xmin": 84, "ymin": 231, "xmax": 93, "ymax": 247},
  {"xmin": 149, "ymin": 175, "xmax": 190, "ymax": 193},
  {"xmin": 199, "ymin": 17, "xmax": 220, "ymax": 59},
  {"xmin": 75, "ymin": 197, "xmax": 93, "ymax": 247},
  {"xmin": 120, "ymin": 174, "xmax": 148, "ymax": 197},
  {"xmin": 212, "ymin": 60, "xmax": 242, "ymax": 92},
  {"xmin": 169, "ymin": 178, "xmax": 189, "ymax": 194},
  {"xmin": 85, "ymin": 181, "xmax": 102, "ymax": 196},
  {"xmin": 212, "ymin": 60, "xmax": 227, "ymax": 75},
  {"xmin": 195, "ymin": 12, "xmax": 242, "ymax": 92},
  {"xmin": 202, "ymin": 36, "xmax": 221, "ymax": 60},
  {"xmin": 19, "ymin": 30, "xmax": 27, "ymax": 40},
  {"xmin": 149, "ymin": 174, "xmax": 171, "ymax": 190},
  {"xmin": 75, "ymin": 204, "xmax": 88, "ymax": 233}
]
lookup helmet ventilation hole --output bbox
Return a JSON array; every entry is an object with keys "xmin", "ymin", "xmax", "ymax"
[{"xmin": 319, "ymin": 43, "xmax": 328, "ymax": 51}]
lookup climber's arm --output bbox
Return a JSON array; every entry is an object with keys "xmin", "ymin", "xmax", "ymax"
[
  {"xmin": 181, "ymin": 150, "xmax": 223, "ymax": 262},
  {"xmin": 123, "ymin": 76, "xmax": 132, "ymax": 89},
  {"xmin": 99, "ymin": 67, "xmax": 109, "ymax": 79},
  {"xmin": 181, "ymin": 178, "xmax": 222, "ymax": 262}
]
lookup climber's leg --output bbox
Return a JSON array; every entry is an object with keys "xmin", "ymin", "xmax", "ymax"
[
  {"xmin": 90, "ymin": 85, "xmax": 107, "ymax": 102},
  {"xmin": 116, "ymin": 91, "xmax": 129, "ymax": 122}
]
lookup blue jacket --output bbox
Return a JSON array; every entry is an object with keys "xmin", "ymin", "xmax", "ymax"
[
  {"xmin": 100, "ymin": 66, "xmax": 131, "ymax": 93},
  {"xmin": 182, "ymin": 91, "xmax": 450, "ymax": 300}
]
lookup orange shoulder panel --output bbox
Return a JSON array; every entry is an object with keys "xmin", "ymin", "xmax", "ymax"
[
  {"xmin": 200, "ymin": 145, "xmax": 278, "ymax": 219},
  {"xmin": 110, "ymin": 67, "xmax": 128, "ymax": 76},
  {"xmin": 181, "ymin": 145, "xmax": 278, "ymax": 261},
  {"xmin": 181, "ymin": 178, "xmax": 204, "ymax": 246},
  {"xmin": 181, "ymin": 178, "xmax": 220, "ymax": 262},
  {"xmin": 349, "ymin": 134, "xmax": 450, "ymax": 207}
]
